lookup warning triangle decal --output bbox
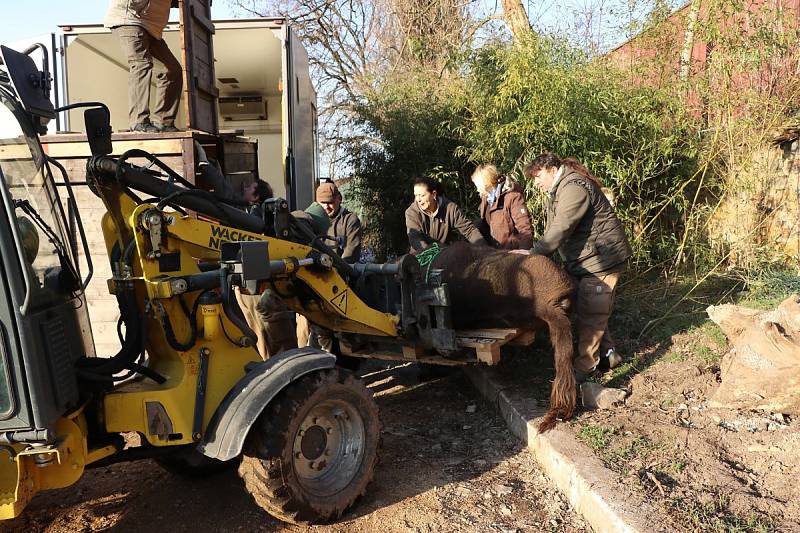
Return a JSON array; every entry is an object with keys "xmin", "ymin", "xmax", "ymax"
[{"xmin": 330, "ymin": 290, "xmax": 348, "ymax": 313}]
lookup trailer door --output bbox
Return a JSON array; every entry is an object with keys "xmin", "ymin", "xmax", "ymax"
[{"xmin": 282, "ymin": 26, "xmax": 316, "ymax": 210}]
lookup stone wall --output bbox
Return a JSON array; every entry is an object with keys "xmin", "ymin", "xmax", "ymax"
[{"xmin": 709, "ymin": 137, "xmax": 800, "ymax": 265}]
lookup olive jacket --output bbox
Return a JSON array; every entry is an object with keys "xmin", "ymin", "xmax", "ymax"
[
  {"xmin": 405, "ymin": 196, "xmax": 487, "ymax": 253},
  {"xmin": 478, "ymin": 177, "xmax": 533, "ymax": 250},
  {"xmin": 531, "ymin": 169, "xmax": 631, "ymax": 276},
  {"xmin": 328, "ymin": 207, "xmax": 362, "ymax": 264},
  {"xmin": 104, "ymin": 0, "xmax": 176, "ymax": 39}
]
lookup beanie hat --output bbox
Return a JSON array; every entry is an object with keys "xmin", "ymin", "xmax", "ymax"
[{"xmin": 315, "ymin": 182, "xmax": 340, "ymax": 203}]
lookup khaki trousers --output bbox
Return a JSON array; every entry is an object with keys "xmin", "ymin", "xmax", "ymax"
[
  {"xmin": 574, "ymin": 272, "xmax": 620, "ymax": 373},
  {"xmin": 113, "ymin": 25, "xmax": 182, "ymax": 128},
  {"xmin": 236, "ymin": 289, "xmax": 297, "ymax": 360},
  {"xmin": 296, "ymin": 314, "xmax": 333, "ymax": 352}
]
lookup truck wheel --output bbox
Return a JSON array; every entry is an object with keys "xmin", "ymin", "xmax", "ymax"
[{"xmin": 239, "ymin": 367, "xmax": 381, "ymax": 524}]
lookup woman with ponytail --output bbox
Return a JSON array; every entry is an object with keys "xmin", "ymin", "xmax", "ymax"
[{"xmin": 518, "ymin": 153, "xmax": 632, "ymax": 381}]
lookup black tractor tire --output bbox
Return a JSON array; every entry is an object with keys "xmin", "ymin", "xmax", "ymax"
[
  {"xmin": 156, "ymin": 447, "xmax": 239, "ymax": 477},
  {"xmin": 238, "ymin": 367, "xmax": 381, "ymax": 524}
]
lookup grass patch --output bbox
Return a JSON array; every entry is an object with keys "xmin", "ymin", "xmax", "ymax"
[
  {"xmin": 664, "ymin": 351, "xmax": 685, "ymax": 363},
  {"xmin": 577, "ymin": 424, "xmax": 616, "ymax": 451},
  {"xmin": 613, "ymin": 435, "xmax": 656, "ymax": 462},
  {"xmin": 672, "ymin": 492, "xmax": 775, "ymax": 533},
  {"xmin": 705, "ymin": 324, "xmax": 729, "ymax": 348},
  {"xmin": 653, "ymin": 459, "xmax": 686, "ymax": 476}
]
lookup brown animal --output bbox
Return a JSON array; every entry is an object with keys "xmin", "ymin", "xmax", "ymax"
[{"xmin": 430, "ymin": 242, "xmax": 577, "ymax": 431}]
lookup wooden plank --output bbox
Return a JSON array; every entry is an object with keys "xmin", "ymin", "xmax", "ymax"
[
  {"xmin": 340, "ymin": 347, "xmax": 466, "ymax": 367},
  {"xmin": 402, "ymin": 344, "xmax": 424, "ymax": 360},
  {"xmin": 43, "ymin": 139, "xmax": 184, "ymax": 159},
  {"xmin": 221, "ymin": 140, "xmax": 258, "ymax": 155},
  {"xmin": 223, "ymin": 153, "xmax": 258, "ymax": 173},
  {"xmin": 509, "ymin": 330, "xmax": 537, "ymax": 346},
  {"xmin": 41, "ymin": 131, "xmax": 215, "ymax": 143},
  {"xmin": 181, "ymin": 137, "xmax": 196, "ymax": 185},
  {"xmin": 475, "ymin": 344, "xmax": 501, "ymax": 365},
  {"xmin": 456, "ymin": 328, "xmax": 519, "ymax": 341},
  {"xmin": 0, "ymin": 143, "xmax": 31, "ymax": 160}
]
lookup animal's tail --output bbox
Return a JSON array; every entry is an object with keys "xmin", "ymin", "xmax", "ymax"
[{"xmin": 539, "ymin": 308, "xmax": 576, "ymax": 432}]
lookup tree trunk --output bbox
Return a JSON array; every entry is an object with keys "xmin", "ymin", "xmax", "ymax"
[
  {"xmin": 501, "ymin": 0, "xmax": 532, "ymax": 41},
  {"xmin": 706, "ymin": 295, "xmax": 800, "ymax": 415},
  {"xmin": 679, "ymin": 0, "xmax": 702, "ymax": 82}
]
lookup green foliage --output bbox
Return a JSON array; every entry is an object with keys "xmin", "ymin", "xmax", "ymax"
[
  {"xmin": 350, "ymin": 34, "xmax": 701, "ymax": 265},
  {"xmin": 348, "ymin": 70, "xmax": 473, "ymax": 255},
  {"xmin": 451, "ymin": 35, "xmax": 700, "ymax": 267}
]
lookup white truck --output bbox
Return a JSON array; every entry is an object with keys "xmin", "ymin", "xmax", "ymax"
[
  {"xmin": 2, "ymin": 9, "xmax": 320, "ymax": 353},
  {"xmin": 6, "ymin": 14, "xmax": 319, "ymax": 208}
]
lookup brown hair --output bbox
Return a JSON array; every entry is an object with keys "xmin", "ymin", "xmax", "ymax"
[{"xmin": 524, "ymin": 152, "xmax": 603, "ymax": 187}]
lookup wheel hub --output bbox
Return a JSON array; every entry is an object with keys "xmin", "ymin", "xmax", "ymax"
[
  {"xmin": 292, "ymin": 398, "xmax": 366, "ymax": 497},
  {"xmin": 300, "ymin": 425, "xmax": 327, "ymax": 460}
]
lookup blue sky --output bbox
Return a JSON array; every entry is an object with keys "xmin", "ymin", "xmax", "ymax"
[{"xmin": 0, "ymin": 1, "xmax": 239, "ymax": 44}]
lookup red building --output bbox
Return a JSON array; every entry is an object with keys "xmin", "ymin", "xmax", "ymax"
[{"xmin": 606, "ymin": 0, "xmax": 800, "ymax": 116}]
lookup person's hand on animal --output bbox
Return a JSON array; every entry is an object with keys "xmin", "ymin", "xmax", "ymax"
[{"xmin": 508, "ymin": 249, "xmax": 533, "ymax": 255}]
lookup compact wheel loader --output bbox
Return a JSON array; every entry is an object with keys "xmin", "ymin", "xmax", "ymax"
[{"xmin": 0, "ymin": 44, "xmax": 529, "ymax": 524}]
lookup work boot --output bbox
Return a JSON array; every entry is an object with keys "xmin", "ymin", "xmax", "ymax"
[
  {"xmin": 155, "ymin": 123, "xmax": 181, "ymax": 133},
  {"xmin": 130, "ymin": 121, "xmax": 159, "ymax": 134}
]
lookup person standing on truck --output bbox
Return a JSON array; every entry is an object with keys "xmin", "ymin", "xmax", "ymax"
[
  {"xmin": 516, "ymin": 153, "xmax": 631, "ymax": 381},
  {"xmin": 471, "ymin": 164, "xmax": 533, "ymax": 250},
  {"xmin": 297, "ymin": 181, "xmax": 363, "ymax": 350},
  {"xmin": 105, "ymin": 0, "xmax": 183, "ymax": 133},
  {"xmin": 405, "ymin": 176, "xmax": 487, "ymax": 253}
]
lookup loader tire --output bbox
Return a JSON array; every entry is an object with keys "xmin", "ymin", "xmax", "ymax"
[{"xmin": 238, "ymin": 367, "xmax": 381, "ymax": 524}]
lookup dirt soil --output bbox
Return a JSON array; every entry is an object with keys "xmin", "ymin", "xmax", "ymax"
[
  {"xmin": 571, "ymin": 316, "xmax": 800, "ymax": 533},
  {"xmin": 2, "ymin": 363, "xmax": 587, "ymax": 533}
]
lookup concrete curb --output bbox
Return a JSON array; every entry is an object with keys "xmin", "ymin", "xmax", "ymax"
[{"xmin": 465, "ymin": 367, "xmax": 671, "ymax": 533}]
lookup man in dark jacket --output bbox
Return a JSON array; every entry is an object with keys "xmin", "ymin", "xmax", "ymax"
[
  {"xmin": 520, "ymin": 153, "xmax": 632, "ymax": 380},
  {"xmin": 105, "ymin": 0, "xmax": 182, "ymax": 133},
  {"xmin": 405, "ymin": 176, "xmax": 487, "ymax": 253},
  {"xmin": 316, "ymin": 182, "xmax": 362, "ymax": 263},
  {"xmin": 297, "ymin": 182, "xmax": 362, "ymax": 350}
]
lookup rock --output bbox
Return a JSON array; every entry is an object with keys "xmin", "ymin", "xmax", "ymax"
[
  {"xmin": 499, "ymin": 504, "xmax": 513, "ymax": 517},
  {"xmin": 494, "ymin": 484, "xmax": 513, "ymax": 496},
  {"xmin": 580, "ymin": 382, "xmax": 628, "ymax": 409}
]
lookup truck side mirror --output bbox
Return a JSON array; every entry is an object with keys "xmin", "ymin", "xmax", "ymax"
[
  {"xmin": 0, "ymin": 45, "xmax": 55, "ymax": 128},
  {"xmin": 84, "ymin": 107, "xmax": 113, "ymax": 156}
]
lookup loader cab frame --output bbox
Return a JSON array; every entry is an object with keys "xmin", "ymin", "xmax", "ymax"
[{"xmin": 0, "ymin": 46, "xmax": 92, "ymax": 443}]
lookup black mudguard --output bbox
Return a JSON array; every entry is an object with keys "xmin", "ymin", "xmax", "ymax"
[{"xmin": 198, "ymin": 347, "xmax": 336, "ymax": 461}]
